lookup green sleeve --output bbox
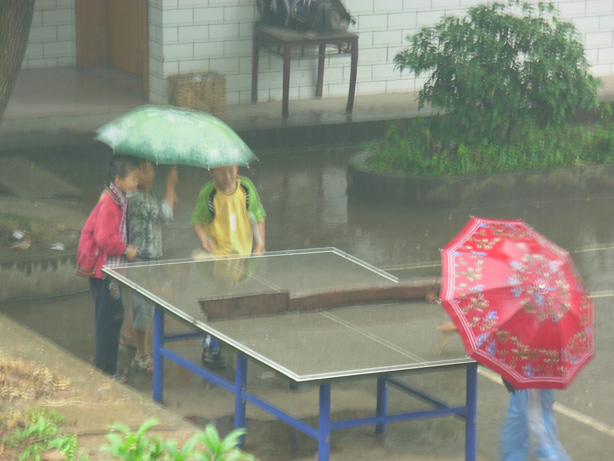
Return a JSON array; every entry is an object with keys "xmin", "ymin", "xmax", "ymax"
[
  {"xmin": 240, "ymin": 176, "xmax": 266, "ymax": 222},
  {"xmin": 191, "ymin": 181, "xmax": 215, "ymax": 225}
]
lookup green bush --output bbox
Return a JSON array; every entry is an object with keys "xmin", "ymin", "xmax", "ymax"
[
  {"xmin": 365, "ymin": 105, "xmax": 614, "ymax": 177},
  {"xmin": 2, "ymin": 408, "xmax": 256, "ymax": 461},
  {"xmin": 366, "ymin": 0, "xmax": 612, "ymax": 177},
  {"xmin": 393, "ymin": 0, "xmax": 600, "ymax": 144},
  {"xmin": 1, "ymin": 408, "xmax": 87, "ymax": 461},
  {"xmin": 101, "ymin": 417, "xmax": 255, "ymax": 461}
]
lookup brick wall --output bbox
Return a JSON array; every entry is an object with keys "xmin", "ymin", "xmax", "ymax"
[{"xmin": 23, "ymin": 0, "xmax": 76, "ymax": 69}]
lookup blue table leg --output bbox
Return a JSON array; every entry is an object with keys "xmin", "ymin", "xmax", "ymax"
[
  {"xmin": 318, "ymin": 382, "xmax": 331, "ymax": 461},
  {"xmin": 152, "ymin": 306, "xmax": 164, "ymax": 403},
  {"xmin": 465, "ymin": 363, "xmax": 478, "ymax": 461},
  {"xmin": 376, "ymin": 377, "xmax": 388, "ymax": 434},
  {"xmin": 235, "ymin": 353, "xmax": 248, "ymax": 445}
]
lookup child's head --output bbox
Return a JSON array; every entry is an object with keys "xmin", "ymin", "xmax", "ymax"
[
  {"xmin": 210, "ymin": 165, "xmax": 238, "ymax": 194},
  {"xmin": 137, "ymin": 159, "xmax": 155, "ymax": 191},
  {"xmin": 108, "ymin": 155, "xmax": 139, "ymax": 193}
]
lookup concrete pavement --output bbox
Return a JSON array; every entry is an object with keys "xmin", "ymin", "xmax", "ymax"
[
  {"xmin": 3, "ymin": 67, "xmax": 613, "ymax": 152},
  {"xmin": 2, "ymin": 67, "xmax": 614, "ymax": 460}
]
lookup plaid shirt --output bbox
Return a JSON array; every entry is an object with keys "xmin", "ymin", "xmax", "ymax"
[{"xmin": 127, "ymin": 190, "xmax": 173, "ymax": 259}]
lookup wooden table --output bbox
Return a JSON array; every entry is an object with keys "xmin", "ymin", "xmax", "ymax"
[{"xmin": 252, "ymin": 24, "xmax": 358, "ymax": 118}]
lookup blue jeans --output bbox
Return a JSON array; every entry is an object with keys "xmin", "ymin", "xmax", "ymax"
[
  {"xmin": 90, "ymin": 277, "xmax": 124, "ymax": 375},
  {"xmin": 500, "ymin": 389, "xmax": 570, "ymax": 461}
]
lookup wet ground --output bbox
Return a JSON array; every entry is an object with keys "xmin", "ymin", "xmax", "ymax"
[{"xmin": 2, "ymin": 142, "xmax": 614, "ymax": 459}]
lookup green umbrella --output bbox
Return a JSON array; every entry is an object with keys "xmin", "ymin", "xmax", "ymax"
[{"xmin": 94, "ymin": 105, "xmax": 258, "ymax": 169}]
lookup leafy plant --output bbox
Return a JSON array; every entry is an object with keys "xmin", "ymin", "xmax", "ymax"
[
  {"xmin": 394, "ymin": 0, "xmax": 600, "ymax": 144},
  {"xmin": 365, "ymin": 106, "xmax": 614, "ymax": 177},
  {"xmin": 102, "ymin": 418, "xmax": 164, "ymax": 460},
  {"xmin": 370, "ymin": 0, "xmax": 614, "ymax": 179},
  {"xmin": 1, "ymin": 408, "xmax": 86, "ymax": 461},
  {"xmin": 101, "ymin": 417, "xmax": 255, "ymax": 460}
]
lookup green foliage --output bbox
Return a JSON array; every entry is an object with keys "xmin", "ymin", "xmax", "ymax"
[
  {"xmin": 101, "ymin": 417, "xmax": 255, "ymax": 461},
  {"xmin": 1, "ymin": 408, "xmax": 87, "ymax": 461},
  {"xmin": 394, "ymin": 0, "xmax": 600, "ymax": 144},
  {"xmin": 24, "ymin": 407, "xmax": 66, "ymax": 427},
  {"xmin": 366, "ymin": 103, "xmax": 614, "ymax": 177},
  {"xmin": 102, "ymin": 418, "xmax": 164, "ymax": 460}
]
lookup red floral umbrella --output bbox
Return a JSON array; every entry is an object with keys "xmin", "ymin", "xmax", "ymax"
[{"xmin": 439, "ymin": 217, "xmax": 594, "ymax": 390}]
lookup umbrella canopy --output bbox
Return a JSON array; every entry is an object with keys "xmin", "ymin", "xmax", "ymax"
[
  {"xmin": 439, "ymin": 217, "xmax": 594, "ymax": 390},
  {"xmin": 94, "ymin": 105, "xmax": 258, "ymax": 169}
]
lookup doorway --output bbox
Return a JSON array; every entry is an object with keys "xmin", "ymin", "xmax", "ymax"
[{"xmin": 75, "ymin": 0, "xmax": 148, "ymax": 97}]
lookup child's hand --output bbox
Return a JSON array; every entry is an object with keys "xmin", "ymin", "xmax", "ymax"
[
  {"xmin": 166, "ymin": 167, "xmax": 179, "ymax": 188},
  {"xmin": 165, "ymin": 168, "xmax": 179, "ymax": 210},
  {"xmin": 200, "ymin": 236, "xmax": 214, "ymax": 253},
  {"xmin": 166, "ymin": 190, "xmax": 178, "ymax": 207},
  {"xmin": 125, "ymin": 245, "xmax": 138, "ymax": 261},
  {"xmin": 253, "ymin": 242, "xmax": 266, "ymax": 254}
]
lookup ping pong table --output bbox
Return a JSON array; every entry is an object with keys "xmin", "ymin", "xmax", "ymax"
[{"xmin": 104, "ymin": 248, "xmax": 477, "ymax": 460}]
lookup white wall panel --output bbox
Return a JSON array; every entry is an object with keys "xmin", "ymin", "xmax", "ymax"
[{"xmin": 21, "ymin": 0, "xmax": 614, "ymax": 103}]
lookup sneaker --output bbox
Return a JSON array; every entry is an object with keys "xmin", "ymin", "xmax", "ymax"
[{"xmin": 201, "ymin": 349, "xmax": 228, "ymax": 369}]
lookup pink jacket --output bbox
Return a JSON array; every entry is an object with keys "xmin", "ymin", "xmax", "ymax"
[{"xmin": 77, "ymin": 190, "xmax": 127, "ymax": 279}]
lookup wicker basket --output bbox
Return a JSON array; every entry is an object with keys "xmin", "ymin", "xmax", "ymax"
[{"xmin": 169, "ymin": 72, "xmax": 226, "ymax": 115}]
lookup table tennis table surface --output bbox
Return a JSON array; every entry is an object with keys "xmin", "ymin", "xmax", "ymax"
[{"xmin": 105, "ymin": 248, "xmax": 472, "ymax": 382}]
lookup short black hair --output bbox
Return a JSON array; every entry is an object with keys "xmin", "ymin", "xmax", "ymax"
[{"xmin": 108, "ymin": 155, "xmax": 139, "ymax": 184}]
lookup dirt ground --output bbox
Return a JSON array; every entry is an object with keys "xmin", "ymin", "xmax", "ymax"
[
  {"xmin": 0, "ymin": 196, "xmax": 84, "ymax": 261},
  {"xmin": 0, "ymin": 313, "xmax": 200, "ymax": 460}
]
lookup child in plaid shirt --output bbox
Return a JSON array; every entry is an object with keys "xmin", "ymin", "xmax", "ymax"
[{"xmin": 127, "ymin": 160, "xmax": 178, "ymax": 372}]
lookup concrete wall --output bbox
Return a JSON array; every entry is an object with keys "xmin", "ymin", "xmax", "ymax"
[
  {"xmin": 0, "ymin": 254, "xmax": 88, "ymax": 302},
  {"xmin": 20, "ymin": 1, "xmax": 614, "ymax": 104},
  {"xmin": 23, "ymin": 0, "xmax": 76, "ymax": 69},
  {"xmin": 148, "ymin": 0, "xmax": 259, "ymax": 104}
]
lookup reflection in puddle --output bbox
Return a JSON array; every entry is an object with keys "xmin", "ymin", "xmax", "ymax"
[
  {"xmin": 184, "ymin": 411, "xmax": 463, "ymax": 460},
  {"xmin": 186, "ymin": 415, "xmax": 318, "ymax": 459}
]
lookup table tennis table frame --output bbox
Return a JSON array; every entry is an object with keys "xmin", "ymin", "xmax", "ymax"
[{"xmin": 150, "ymin": 306, "xmax": 478, "ymax": 461}]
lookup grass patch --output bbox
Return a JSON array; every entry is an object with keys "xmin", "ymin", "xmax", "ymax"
[
  {"xmin": 1, "ymin": 407, "xmax": 87, "ymax": 461},
  {"xmin": 364, "ymin": 104, "xmax": 614, "ymax": 178}
]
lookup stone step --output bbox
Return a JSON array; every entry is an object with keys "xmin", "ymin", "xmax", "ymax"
[{"xmin": 0, "ymin": 156, "xmax": 82, "ymax": 199}]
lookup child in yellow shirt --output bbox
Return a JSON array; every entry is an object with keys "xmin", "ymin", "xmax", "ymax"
[{"xmin": 191, "ymin": 165, "xmax": 266, "ymax": 367}]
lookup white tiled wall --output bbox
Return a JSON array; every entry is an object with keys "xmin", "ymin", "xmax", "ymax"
[
  {"xmin": 149, "ymin": 0, "xmax": 614, "ymax": 104},
  {"xmin": 21, "ymin": 0, "xmax": 614, "ymax": 105},
  {"xmin": 23, "ymin": 0, "xmax": 76, "ymax": 69}
]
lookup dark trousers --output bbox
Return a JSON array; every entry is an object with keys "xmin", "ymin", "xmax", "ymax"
[{"xmin": 89, "ymin": 277, "xmax": 124, "ymax": 375}]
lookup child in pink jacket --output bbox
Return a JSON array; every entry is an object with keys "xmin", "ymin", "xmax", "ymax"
[{"xmin": 77, "ymin": 155, "xmax": 139, "ymax": 380}]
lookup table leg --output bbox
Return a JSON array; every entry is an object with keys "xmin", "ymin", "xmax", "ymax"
[
  {"xmin": 235, "ymin": 353, "xmax": 248, "ymax": 443},
  {"xmin": 375, "ymin": 377, "xmax": 388, "ymax": 434},
  {"xmin": 346, "ymin": 38, "xmax": 358, "ymax": 113},
  {"xmin": 465, "ymin": 363, "xmax": 478, "ymax": 461},
  {"xmin": 282, "ymin": 43, "xmax": 291, "ymax": 118},
  {"xmin": 152, "ymin": 306, "xmax": 164, "ymax": 403},
  {"xmin": 251, "ymin": 32, "xmax": 259, "ymax": 104},
  {"xmin": 316, "ymin": 43, "xmax": 326, "ymax": 98},
  {"xmin": 318, "ymin": 382, "xmax": 331, "ymax": 461}
]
